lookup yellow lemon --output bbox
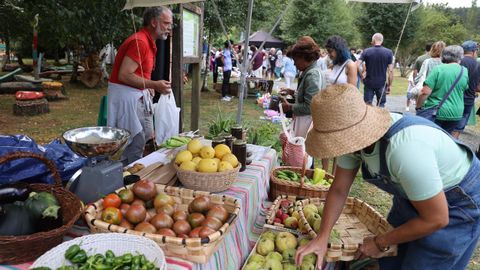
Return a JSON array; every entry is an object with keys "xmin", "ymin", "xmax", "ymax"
[
  {"xmin": 187, "ymin": 139, "xmax": 203, "ymax": 154},
  {"xmin": 197, "ymin": 158, "xmax": 218, "ymax": 173},
  {"xmin": 218, "ymin": 161, "xmax": 234, "ymax": 172},
  {"xmin": 213, "ymin": 158, "xmax": 221, "ymax": 169},
  {"xmin": 214, "ymin": 144, "xmax": 231, "ymax": 159},
  {"xmin": 222, "ymin": 153, "xmax": 239, "ymax": 168},
  {"xmin": 192, "ymin": 157, "xmax": 202, "ymax": 165},
  {"xmin": 175, "ymin": 150, "xmax": 193, "ymax": 164},
  {"xmin": 199, "ymin": 146, "xmax": 215, "ymax": 159},
  {"xmin": 179, "ymin": 160, "xmax": 197, "ymax": 171}
]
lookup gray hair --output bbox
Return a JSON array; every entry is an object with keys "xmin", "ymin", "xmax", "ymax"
[
  {"xmin": 372, "ymin": 33, "xmax": 384, "ymax": 44},
  {"xmin": 143, "ymin": 6, "xmax": 171, "ymax": 27},
  {"xmin": 441, "ymin": 45, "xmax": 464, "ymax": 63}
]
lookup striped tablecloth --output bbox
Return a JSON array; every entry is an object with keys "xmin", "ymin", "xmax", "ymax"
[{"xmin": 1, "ymin": 148, "xmax": 277, "ymax": 270}]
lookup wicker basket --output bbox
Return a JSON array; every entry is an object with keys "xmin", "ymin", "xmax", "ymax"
[
  {"xmin": 32, "ymin": 233, "xmax": 167, "ymax": 270},
  {"xmin": 265, "ymin": 195, "xmax": 305, "ymax": 230},
  {"xmin": 269, "ymin": 165, "xmax": 333, "ymax": 201},
  {"xmin": 84, "ymin": 184, "xmax": 240, "ymax": 264},
  {"xmin": 174, "ymin": 163, "xmax": 240, "ymax": 192},
  {"xmin": 0, "ymin": 152, "xmax": 82, "ymax": 264},
  {"xmin": 296, "ymin": 197, "xmax": 397, "ymax": 262}
]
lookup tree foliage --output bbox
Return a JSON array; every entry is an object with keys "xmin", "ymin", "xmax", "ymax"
[{"xmin": 280, "ymin": 0, "xmax": 358, "ymax": 46}]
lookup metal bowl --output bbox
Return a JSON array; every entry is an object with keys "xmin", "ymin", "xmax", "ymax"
[{"xmin": 63, "ymin": 127, "xmax": 130, "ymax": 158}]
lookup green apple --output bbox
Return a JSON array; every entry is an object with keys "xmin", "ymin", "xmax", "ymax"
[
  {"xmin": 244, "ymin": 261, "xmax": 263, "ymax": 270},
  {"xmin": 300, "ymin": 261, "xmax": 315, "ymax": 270},
  {"xmin": 303, "ymin": 204, "xmax": 318, "ymax": 216},
  {"xmin": 291, "ymin": 210, "xmax": 301, "ymax": 220},
  {"xmin": 317, "ymin": 204, "xmax": 324, "ymax": 216},
  {"xmin": 312, "ymin": 217, "xmax": 322, "ymax": 233},
  {"xmin": 307, "ymin": 213, "xmax": 321, "ymax": 228},
  {"xmin": 257, "ymin": 238, "xmax": 275, "ymax": 256},
  {"xmin": 303, "ymin": 253, "xmax": 317, "ymax": 265},
  {"xmin": 275, "ymin": 232, "xmax": 298, "ymax": 253},
  {"xmin": 248, "ymin": 253, "xmax": 266, "ymax": 265},
  {"xmin": 261, "ymin": 230, "xmax": 277, "ymax": 241},
  {"xmin": 284, "ymin": 216, "xmax": 299, "ymax": 229},
  {"xmin": 282, "ymin": 248, "xmax": 296, "ymax": 262},
  {"xmin": 266, "ymin": 251, "xmax": 283, "ymax": 262},
  {"xmin": 298, "ymin": 238, "xmax": 310, "ymax": 247},
  {"xmin": 264, "ymin": 258, "xmax": 283, "ymax": 270},
  {"xmin": 282, "ymin": 262, "xmax": 298, "ymax": 270}
]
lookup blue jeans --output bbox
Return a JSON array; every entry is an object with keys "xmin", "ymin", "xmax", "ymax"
[
  {"xmin": 378, "ymin": 155, "xmax": 480, "ymax": 270},
  {"xmin": 455, "ymin": 103, "xmax": 474, "ymax": 132},
  {"xmin": 364, "ymin": 85, "xmax": 386, "ymax": 107}
]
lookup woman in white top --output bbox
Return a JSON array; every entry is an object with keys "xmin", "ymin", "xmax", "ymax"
[
  {"xmin": 319, "ymin": 36, "xmax": 357, "ymax": 173},
  {"xmin": 325, "ymin": 35, "xmax": 357, "ymax": 86}
]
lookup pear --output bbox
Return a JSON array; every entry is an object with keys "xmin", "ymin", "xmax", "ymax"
[
  {"xmin": 257, "ymin": 238, "xmax": 275, "ymax": 256},
  {"xmin": 248, "ymin": 253, "xmax": 266, "ymax": 265},
  {"xmin": 282, "ymin": 248, "xmax": 296, "ymax": 262}
]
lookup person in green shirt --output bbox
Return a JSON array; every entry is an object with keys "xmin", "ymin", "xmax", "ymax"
[
  {"xmin": 416, "ymin": 45, "xmax": 468, "ymax": 134},
  {"xmin": 295, "ymin": 84, "xmax": 480, "ymax": 270}
]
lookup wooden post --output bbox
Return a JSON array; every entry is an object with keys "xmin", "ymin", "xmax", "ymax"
[
  {"xmin": 171, "ymin": 4, "xmax": 184, "ymax": 132},
  {"xmin": 191, "ymin": 63, "xmax": 200, "ymax": 131}
]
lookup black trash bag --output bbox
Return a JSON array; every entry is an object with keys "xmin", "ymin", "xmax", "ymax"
[{"xmin": 0, "ymin": 135, "xmax": 86, "ymax": 185}]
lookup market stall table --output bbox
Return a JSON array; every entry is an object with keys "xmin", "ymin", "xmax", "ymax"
[{"xmin": 1, "ymin": 145, "xmax": 277, "ymax": 270}]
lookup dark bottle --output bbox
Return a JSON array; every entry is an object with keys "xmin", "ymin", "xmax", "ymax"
[
  {"xmin": 231, "ymin": 126, "xmax": 243, "ymax": 140},
  {"xmin": 211, "ymin": 137, "xmax": 226, "ymax": 148},
  {"xmin": 223, "ymin": 134, "xmax": 234, "ymax": 150},
  {"xmin": 232, "ymin": 139, "xmax": 247, "ymax": 172}
]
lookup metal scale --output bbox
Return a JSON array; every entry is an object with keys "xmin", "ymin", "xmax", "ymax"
[{"xmin": 63, "ymin": 126, "xmax": 130, "ymax": 203}]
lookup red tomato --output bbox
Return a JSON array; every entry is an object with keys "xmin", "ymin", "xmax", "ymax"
[
  {"xmin": 103, "ymin": 193, "xmax": 122, "ymax": 208},
  {"xmin": 101, "ymin": 207, "xmax": 123, "ymax": 225}
]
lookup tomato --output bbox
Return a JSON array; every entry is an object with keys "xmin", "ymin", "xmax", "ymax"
[
  {"xmin": 101, "ymin": 207, "xmax": 123, "ymax": 225},
  {"xmin": 103, "ymin": 193, "xmax": 121, "ymax": 208}
]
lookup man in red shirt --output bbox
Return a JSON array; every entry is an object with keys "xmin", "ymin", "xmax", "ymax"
[{"xmin": 107, "ymin": 6, "xmax": 172, "ymax": 165}]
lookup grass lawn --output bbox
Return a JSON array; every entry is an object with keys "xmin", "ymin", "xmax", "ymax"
[{"xmin": 0, "ymin": 70, "xmax": 479, "ymax": 268}]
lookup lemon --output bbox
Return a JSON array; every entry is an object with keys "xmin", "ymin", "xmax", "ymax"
[
  {"xmin": 222, "ymin": 153, "xmax": 239, "ymax": 168},
  {"xmin": 192, "ymin": 156, "xmax": 202, "ymax": 165},
  {"xmin": 213, "ymin": 158, "xmax": 221, "ymax": 169},
  {"xmin": 175, "ymin": 150, "xmax": 193, "ymax": 164},
  {"xmin": 197, "ymin": 158, "xmax": 218, "ymax": 173},
  {"xmin": 199, "ymin": 146, "xmax": 215, "ymax": 159},
  {"xmin": 180, "ymin": 160, "xmax": 197, "ymax": 171},
  {"xmin": 218, "ymin": 161, "xmax": 234, "ymax": 172},
  {"xmin": 214, "ymin": 144, "xmax": 231, "ymax": 159},
  {"xmin": 187, "ymin": 139, "xmax": 203, "ymax": 154}
]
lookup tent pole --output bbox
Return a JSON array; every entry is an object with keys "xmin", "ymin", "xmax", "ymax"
[{"xmin": 236, "ymin": 0, "xmax": 254, "ymax": 125}]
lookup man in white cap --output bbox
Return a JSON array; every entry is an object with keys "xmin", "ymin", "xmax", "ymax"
[{"xmin": 296, "ymin": 84, "xmax": 480, "ymax": 270}]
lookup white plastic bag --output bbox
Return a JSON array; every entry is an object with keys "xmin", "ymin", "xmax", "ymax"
[{"xmin": 154, "ymin": 93, "xmax": 180, "ymax": 146}]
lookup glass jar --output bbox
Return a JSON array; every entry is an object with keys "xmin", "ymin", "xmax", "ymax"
[
  {"xmin": 211, "ymin": 137, "xmax": 226, "ymax": 148},
  {"xmin": 231, "ymin": 126, "xmax": 243, "ymax": 140},
  {"xmin": 232, "ymin": 139, "xmax": 247, "ymax": 172},
  {"xmin": 223, "ymin": 134, "xmax": 234, "ymax": 150}
]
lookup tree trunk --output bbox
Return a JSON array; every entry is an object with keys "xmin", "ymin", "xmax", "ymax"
[
  {"xmin": 54, "ymin": 49, "xmax": 60, "ymax": 65},
  {"xmin": 5, "ymin": 33, "xmax": 10, "ymax": 64},
  {"xmin": 201, "ymin": 28, "xmax": 212, "ymax": 92},
  {"xmin": 70, "ymin": 61, "xmax": 79, "ymax": 83}
]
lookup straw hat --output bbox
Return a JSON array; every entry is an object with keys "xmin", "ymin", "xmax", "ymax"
[{"xmin": 305, "ymin": 84, "xmax": 391, "ymax": 159}]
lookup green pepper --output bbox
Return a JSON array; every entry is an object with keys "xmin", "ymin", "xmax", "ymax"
[
  {"xmin": 105, "ymin": 257, "xmax": 114, "ymax": 266},
  {"xmin": 138, "ymin": 255, "xmax": 146, "ymax": 266},
  {"xmin": 113, "ymin": 257, "xmax": 124, "ymax": 267},
  {"xmin": 132, "ymin": 256, "xmax": 140, "ymax": 267},
  {"xmin": 31, "ymin": 267, "xmax": 52, "ymax": 270},
  {"xmin": 118, "ymin": 266, "xmax": 131, "ymax": 270},
  {"xmin": 131, "ymin": 265, "xmax": 139, "ymax": 270},
  {"xmin": 94, "ymin": 254, "xmax": 105, "ymax": 264},
  {"xmin": 144, "ymin": 262, "xmax": 155, "ymax": 270},
  {"xmin": 65, "ymin": 244, "xmax": 81, "ymax": 260},
  {"xmin": 70, "ymin": 250, "xmax": 88, "ymax": 264},
  {"xmin": 94, "ymin": 264, "xmax": 112, "ymax": 270},
  {"xmin": 105, "ymin": 250, "xmax": 115, "ymax": 259},
  {"xmin": 121, "ymin": 253, "xmax": 133, "ymax": 265},
  {"xmin": 56, "ymin": 266, "xmax": 74, "ymax": 270}
]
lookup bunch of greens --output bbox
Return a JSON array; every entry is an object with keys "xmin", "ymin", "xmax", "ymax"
[{"xmin": 247, "ymin": 122, "xmax": 282, "ymax": 153}]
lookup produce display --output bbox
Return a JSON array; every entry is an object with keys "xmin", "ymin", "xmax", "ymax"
[
  {"xmin": 160, "ymin": 136, "xmax": 191, "ymax": 149},
  {"xmin": 0, "ymin": 183, "xmax": 62, "ymax": 236},
  {"xmin": 270, "ymin": 199, "xmax": 305, "ymax": 232},
  {"xmin": 32, "ymin": 245, "xmax": 160, "ymax": 270},
  {"xmin": 100, "ymin": 179, "xmax": 231, "ymax": 239},
  {"xmin": 275, "ymin": 168, "xmax": 331, "ymax": 186},
  {"xmin": 175, "ymin": 139, "xmax": 239, "ymax": 173},
  {"xmin": 243, "ymin": 230, "xmax": 317, "ymax": 270}
]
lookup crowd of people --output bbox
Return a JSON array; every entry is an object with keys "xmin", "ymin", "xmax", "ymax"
[{"xmin": 103, "ymin": 5, "xmax": 480, "ymax": 269}]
